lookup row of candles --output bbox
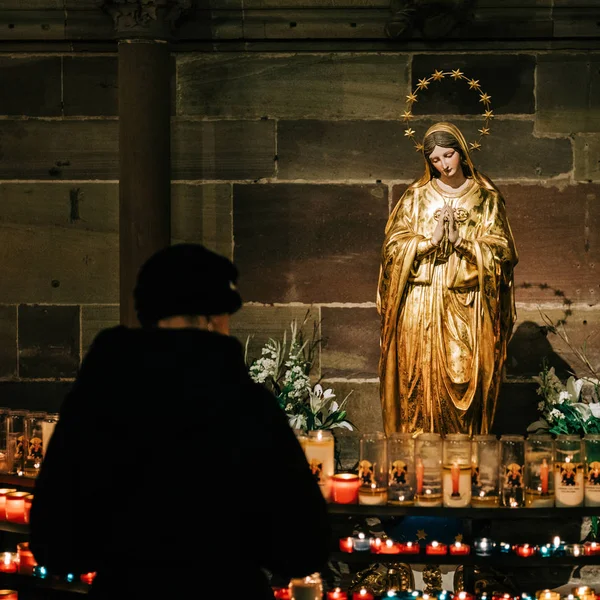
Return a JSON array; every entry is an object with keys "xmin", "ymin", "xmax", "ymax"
[
  {"xmin": 0, "ymin": 541, "xmax": 96, "ymax": 585},
  {"xmin": 272, "ymin": 586, "xmax": 599, "ymax": 600},
  {"xmin": 338, "ymin": 533, "xmax": 600, "ymax": 557},
  {"xmin": 299, "ymin": 431, "xmax": 600, "ymax": 507}
]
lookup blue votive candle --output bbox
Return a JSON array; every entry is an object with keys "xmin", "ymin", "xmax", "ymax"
[
  {"xmin": 538, "ymin": 544, "xmax": 552, "ymax": 558},
  {"xmin": 352, "ymin": 532, "xmax": 372, "ymax": 552},
  {"xmin": 499, "ymin": 542, "xmax": 512, "ymax": 554},
  {"xmin": 474, "ymin": 537, "xmax": 495, "ymax": 556}
]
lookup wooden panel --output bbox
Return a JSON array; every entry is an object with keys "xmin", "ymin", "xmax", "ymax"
[
  {"xmin": 18, "ymin": 305, "xmax": 80, "ymax": 379},
  {"xmin": 411, "ymin": 54, "xmax": 535, "ymax": 115},
  {"xmin": 171, "ymin": 183, "xmax": 233, "ymax": 259},
  {"xmin": 0, "ymin": 120, "xmax": 118, "ymax": 180},
  {"xmin": 63, "ymin": 56, "xmax": 118, "ymax": 116},
  {"xmin": 506, "ymin": 183, "xmax": 600, "ymax": 306},
  {"xmin": 0, "ymin": 306, "xmax": 17, "ymax": 380},
  {"xmin": 278, "ymin": 119, "xmax": 571, "ymax": 181},
  {"xmin": 536, "ymin": 53, "xmax": 600, "ymax": 134},
  {"xmin": 230, "ymin": 305, "xmax": 321, "ymax": 376},
  {"xmin": 172, "ymin": 119, "xmax": 275, "ymax": 180},
  {"xmin": 177, "ymin": 53, "xmax": 409, "ymax": 119},
  {"xmin": 0, "ymin": 57, "xmax": 61, "ymax": 116},
  {"xmin": 233, "ymin": 184, "xmax": 388, "ymax": 303},
  {"xmin": 81, "ymin": 305, "xmax": 119, "ymax": 357},
  {"xmin": 574, "ymin": 134, "xmax": 600, "ymax": 182},
  {"xmin": 321, "ymin": 307, "xmax": 380, "ymax": 378},
  {"xmin": 0, "ymin": 183, "xmax": 118, "ymax": 304},
  {"xmin": 0, "ymin": 10, "xmax": 65, "ymax": 40}
]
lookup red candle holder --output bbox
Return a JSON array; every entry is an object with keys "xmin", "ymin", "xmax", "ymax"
[
  {"xmin": 370, "ymin": 537, "xmax": 383, "ymax": 553},
  {"xmin": 327, "ymin": 588, "xmax": 349, "ymax": 600},
  {"xmin": 0, "ymin": 591, "xmax": 18, "ymax": 600},
  {"xmin": 377, "ymin": 539, "xmax": 401, "ymax": 554},
  {"xmin": 5, "ymin": 491, "xmax": 29, "ymax": 524},
  {"xmin": 23, "ymin": 493, "xmax": 33, "ymax": 524},
  {"xmin": 273, "ymin": 587, "xmax": 291, "ymax": 600},
  {"xmin": 455, "ymin": 593, "xmax": 476, "ymax": 600},
  {"xmin": 330, "ymin": 473, "xmax": 361, "ymax": 504},
  {"xmin": 425, "ymin": 541, "xmax": 448, "ymax": 555},
  {"xmin": 492, "ymin": 594, "xmax": 520, "ymax": 600},
  {"xmin": 584, "ymin": 542, "xmax": 600, "ymax": 556},
  {"xmin": 339, "ymin": 537, "xmax": 354, "ymax": 553},
  {"xmin": 352, "ymin": 589, "xmax": 375, "ymax": 600},
  {"xmin": 514, "ymin": 543, "xmax": 536, "ymax": 558},
  {"xmin": 399, "ymin": 541, "xmax": 421, "ymax": 554},
  {"xmin": 80, "ymin": 572, "xmax": 97, "ymax": 585},
  {"xmin": 0, "ymin": 552, "xmax": 18, "ymax": 574},
  {"xmin": 17, "ymin": 541, "xmax": 37, "ymax": 576},
  {"xmin": 449, "ymin": 541, "xmax": 470, "ymax": 556},
  {"xmin": 0, "ymin": 489, "xmax": 17, "ymax": 523}
]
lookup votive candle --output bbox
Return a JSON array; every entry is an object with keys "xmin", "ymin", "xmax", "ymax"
[
  {"xmin": 565, "ymin": 544, "xmax": 584, "ymax": 557},
  {"xmin": 584, "ymin": 542, "xmax": 600, "ymax": 555},
  {"xmin": 339, "ymin": 537, "xmax": 354, "ymax": 553},
  {"xmin": 328, "ymin": 588, "xmax": 348, "ymax": 600},
  {"xmin": 5, "ymin": 491, "xmax": 29, "ymax": 523},
  {"xmin": 370, "ymin": 537, "xmax": 382, "ymax": 553},
  {"xmin": 0, "ymin": 552, "xmax": 18, "ymax": 573},
  {"xmin": 17, "ymin": 541, "xmax": 37, "ymax": 576},
  {"xmin": 378, "ymin": 539, "xmax": 401, "ymax": 554},
  {"xmin": 515, "ymin": 544, "xmax": 536, "ymax": 558},
  {"xmin": 330, "ymin": 473, "xmax": 361, "ymax": 504},
  {"xmin": 499, "ymin": 542, "xmax": 512, "ymax": 554},
  {"xmin": 425, "ymin": 541, "xmax": 448, "ymax": 555},
  {"xmin": 358, "ymin": 483, "xmax": 388, "ymax": 506},
  {"xmin": 23, "ymin": 494, "xmax": 33, "ymax": 524},
  {"xmin": 80, "ymin": 572, "xmax": 97, "ymax": 585},
  {"xmin": 0, "ymin": 489, "xmax": 17, "ymax": 522},
  {"xmin": 353, "ymin": 589, "xmax": 375, "ymax": 600},
  {"xmin": 352, "ymin": 533, "xmax": 371, "ymax": 552},
  {"xmin": 0, "ymin": 591, "xmax": 18, "ymax": 600},
  {"xmin": 455, "ymin": 593, "xmax": 476, "ymax": 600},
  {"xmin": 538, "ymin": 544, "xmax": 552, "ymax": 558},
  {"xmin": 449, "ymin": 541, "xmax": 470, "ymax": 556},
  {"xmin": 399, "ymin": 541, "xmax": 420, "ymax": 554},
  {"xmin": 536, "ymin": 591, "xmax": 560, "ymax": 600},
  {"xmin": 273, "ymin": 587, "xmax": 291, "ymax": 600},
  {"xmin": 474, "ymin": 537, "xmax": 495, "ymax": 556}
]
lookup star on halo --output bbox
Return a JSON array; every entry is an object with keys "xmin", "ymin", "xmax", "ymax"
[
  {"xmin": 483, "ymin": 109, "xmax": 495, "ymax": 119},
  {"xmin": 416, "ymin": 78, "xmax": 431, "ymax": 90},
  {"xmin": 479, "ymin": 92, "xmax": 492, "ymax": 104},
  {"xmin": 451, "ymin": 69, "xmax": 464, "ymax": 80},
  {"xmin": 406, "ymin": 92, "xmax": 418, "ymax": 103},
  {"xmin": 416, "ymin": 529, "xmax": 428, "ymax": 540},
  {"xmin": 478, "ymin": 127, "xmax": 490, "ymax": 136},
  {"xmin": 467, "ymin": 78, "xmax": 480, "ymax": 90},
  {"xmin": 402, "ymin": 110, "xmax": 414, "ymax": 121},
  {"xmin": 415, "ymin": 143, "xmax": 424, "ymax": 152},
  {"xmin": 431, "ymin": 69, "xmax": 445, "ymax": 81},
  {"xmin": 469, "ymin": 141, "xmax": 482, "ymax": 151},
  {"xmin": 404, "ymin": 128, "xmax": 416, "ymax": 137}
]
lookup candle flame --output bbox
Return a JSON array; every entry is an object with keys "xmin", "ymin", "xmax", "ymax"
[
  {"xmin": 553, "ymin": 536, "xmax": 561, "ymax": 548},
  {"xmin": 386, "ymin": 539, "xmax": 393, "ymax": 547}
]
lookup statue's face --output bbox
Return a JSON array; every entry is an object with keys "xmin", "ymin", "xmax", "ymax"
[{"xmin": 428, "ymin": 145, "xmax": 462, "ymax": 179}]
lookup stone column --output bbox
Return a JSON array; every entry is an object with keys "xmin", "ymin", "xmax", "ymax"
[{"xmin": 103, "ymin": 1, "xmax": 190, "ymax": 327}]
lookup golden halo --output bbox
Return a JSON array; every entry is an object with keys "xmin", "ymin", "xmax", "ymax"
[{"xmin": 402, "ymin": 68, "xmax": 493, "ymax": 152}]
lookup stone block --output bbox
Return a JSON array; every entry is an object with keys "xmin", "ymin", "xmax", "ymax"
[
  {"xmin": 233, "ymin": 183, "xmax": 388, "ymax": 303},
  {"xmin": 243, "ymin": 0, "xmax": 389, "ymax": 6},
  {"xmin": 506, "ymin": 183, "xmax": 600, "ymax": 306},
  {"xmin": 321, "ymin": 306, "xmax": 380, "ymax": 378},
  {"xmin": 0, "ymin": 120, "xmax": 118, "ymax": 180},
  {"xmin": 230, "ymin": 305, "xmax": 321, "ymax": 376},
  {"xmin": 171, "ymin": 183, "xmax": 233, "ymax": 259},
  {"xmin": 177, "ymin": 53, "xmax": 409, "ymax": 119},
  {"xmin": 322, "ymin": 379, "xmax": 382, "ymax": 434},
  {"xmin": 0, "ymin": 306, "xmax": 17, "ymax": 380},
  {"xmin": 0, "ymin": 381, "xmax": 72, "ymax": 413},
  {"xmin": 0, "ymin": 56, "xmax": 61, "ymax": 115},
  {"xmin": 172, "ymin": 119, "xmax": 275, "ymax": 180},
  {"xmin": 63, "ymin": 56, "xmax": 118, "ymax": 116},
  {"xmin": 64, "ymin": 8, "xmax": 116, "ymax": 40},
  {"xmin": 507, "ymin": 305, "xmax": 600, "ymax": 381},
  {"xmin": 0, "ymin": 10, "xmax": 65, "ymax": 40},
  {"xmin": 0, "ymin": 183, "xmax": 118, "ymax": 304},
  {"xmin": 277, "ymin": 119, "xmax": 571, "ymax": 181},
  {"xmin": 18, "ymin": 305, "xmax": 80, "ymax": 379},
  {"xmin": 574, "ymin": 134, "xmax": 600, "ymax": 182},
  {"xmin": 81, "ymin": 305, "xmax": 119, "ymax": 357},
  {"xmin": 411, "ymin": 54, "xmax": 535, "ymax": 115},
  {"xmin": 536, "ymin": 53, "xmax": 600, "ymax": 134}
]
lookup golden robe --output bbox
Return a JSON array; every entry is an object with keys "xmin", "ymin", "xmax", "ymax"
[{"xmin": 377, "ymin": 169, "xmax": 518, "ymax": 436}]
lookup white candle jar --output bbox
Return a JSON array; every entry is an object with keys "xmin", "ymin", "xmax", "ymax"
[
  {"xmin": 414, "ymin": 432, "xmax": 443, "ymax": 507},
  {"xmin": 387, "ymin": 432, "xmax": 416, "ymax": 505},
  {"xmin": 300, "ymin": 431, "xmax": 335, "ymax": 501},
  {"xmin": 525, "ymin": 434, "xmax": 555, "ymax": 508},
  {"xmin": 471, "ymin": 434, "xmax": 500, "ymax": 508},
  {"xmin": 555, "ymin": 434, "xmax": 584, "ymax": 507},
  {"xmin": 499, "ymin": 434, "xmax": 525, "ymax": 507},
  {"xmin": 442, "ymin": 433, "xmax": 472, "ymax": 508},
  {"xmin": 23, "ymin": 411, "xmax": 47, "ymax": 478},
  {"xmin": 358, "ymin": 432, "xmax": 388, "ymax": 505},
  {"xmin": 7, "ymin": 409, "xmax": 28, "ymax": 476},
  {"xmin": 584, "ymin": 433, "xmax": 600, "ymax": 507}
]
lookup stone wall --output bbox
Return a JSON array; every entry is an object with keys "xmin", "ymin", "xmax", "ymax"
[{"xmin": 0, "ymin": 1, "xmax": 599, "ymax": 440}]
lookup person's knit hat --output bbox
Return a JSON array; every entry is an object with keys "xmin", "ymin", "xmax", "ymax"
[{"xmin": 133, "ymin": 243, "xmax": 243, "ymax": 327}]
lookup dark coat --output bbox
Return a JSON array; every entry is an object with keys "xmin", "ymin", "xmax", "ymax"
[{"xmin": 29, "ymin": 326, "xmax": 332, "ymax": 599}]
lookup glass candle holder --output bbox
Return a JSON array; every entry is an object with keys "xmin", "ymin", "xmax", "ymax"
[
  {"xmin": 17, "ymin": 541, "xmax": 37, "ymax": 576},
  {"xmin": 41, "ymin": 413, "xmax": 59, "ymax": 458},
  {"xmin": 80, "ymin": 572, "xmax": 97, "ymax": 585},
  {"xmin": 387, "ymin": 432, "xmax": 416, "ymax": 505},
  {"xmin": 499, "ymin": 434, "xmax": 525, "ymax": 507},
  {"xmin": 471, "ymin": 434, "xmax": 500, "ymax": 507},
  {"xmin": 7, "ymin": 409, "xmax": 28, "ymax": 476},
  {"xmin": 555, "ymin": 434, "xmax": 584, "ymax": 507},
  {"xmin": 330, "ymin": 473, "xmax": 360, "ymax": 504},
  {"xmin": 23, "ymin": 493, "xmax": 33, "ymax": 524},
  {"xmin": 289, "ymin": 572, "xmax": 323, "ymax": 600},
  {"xmin": 358, "ymin": 432, "xmax": 388, "ymax": 505},
  {"xmin": 0, "ymin": 408, "xmax": 11, "ymax": 475},
  {"xmin": 5, "ymin": 491, "xmax": 29, "ymax": 523},
  {"xmin": 442, "ymin": 433, "xmax": 472, "ymax": 507},
  {"xmin": 0, "ymin": 552, "xmax": 18, "ymax": 573},
  {"xmin": 584, "ymin": 434, "xmax": 600, "ymax": 507},
  {"xmin": 0, "ymin": 592, "xmax": 17, "ymax": 600},
  {"xmin": 473, "ymin": 537, "xmax": 496, "ymax": 556},
  {"xmin": 414, "ymin": 433, "xmax": 442, "ymax": 507},
  {"xmin": 24, "ymin": 411, "xmax": 46, "ymax": 478},
  {"xmin": 0, "ymin": 488, "xmax": 17, "ymax": 523},
  {"xmin": 300, "ymin": 430, "xmax": 335, "ymax": 501},
  {"xmin": 352, "ymin": 532, "xmax": 372, "ymax": 552},
  {"xmin": 525, "ymin": 434, "xmax": 554, "ymax": 508}
]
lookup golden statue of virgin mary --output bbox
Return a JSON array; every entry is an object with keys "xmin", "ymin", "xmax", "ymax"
[{"xmin": 377, "ymin": 122, "xmax": 518, "ymax": 436}]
